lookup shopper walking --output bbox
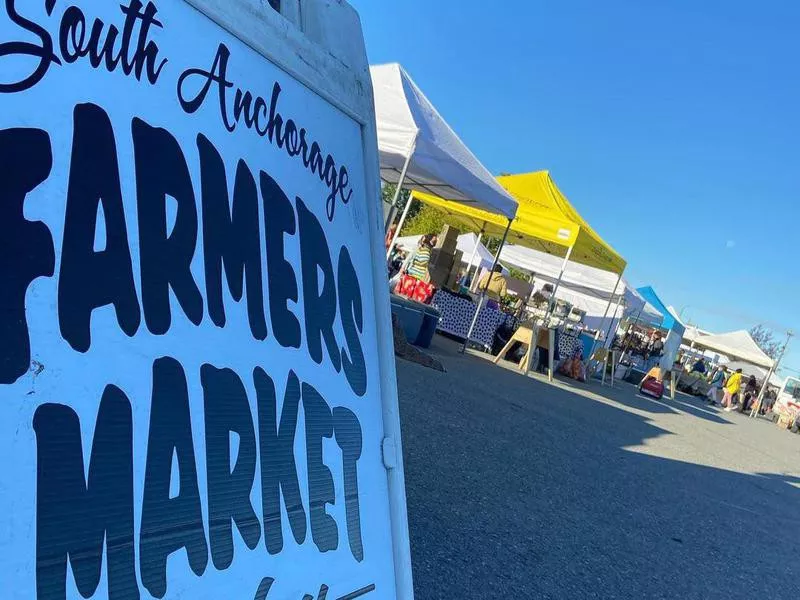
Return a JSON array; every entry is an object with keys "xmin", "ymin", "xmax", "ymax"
[{"xmin": 722, "ymin": 368, "xmax": 743, "ymax": 412}]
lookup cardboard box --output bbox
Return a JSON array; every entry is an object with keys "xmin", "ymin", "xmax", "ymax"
[
  {"xmin": 428, "ymin": 265, "xmax": 451, "ymax": 288},
  {"xmin": 429, "ymin": 248, "xmax": 454, "ymax": 271},
  {"xmin": 435, "ymin": 225, "xmax": 459, "ymax": 253}
]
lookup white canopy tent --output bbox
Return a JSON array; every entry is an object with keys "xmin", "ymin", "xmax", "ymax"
[
  {"xmin": 371, "ymin": 63, "xmax": 517, "ymax": 240},
  {"xmin": 499, "ymin": 244, "xmax": 659, "ymax": 338},
  {"xmin": 685, "ymin": 330, "xmax": 774, "ymax": 369},
  {"xmin": 723, "ymin": 360, "xmax": 784, "ymax": 388}
]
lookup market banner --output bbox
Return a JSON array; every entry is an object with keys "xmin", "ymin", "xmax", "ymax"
[{"xmin": 0, "ymin": 1, "xmax": 399, "ymax": 598}]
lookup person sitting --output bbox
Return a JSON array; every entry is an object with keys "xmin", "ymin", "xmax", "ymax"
[
  {"xmin": 642, "ymin": 364, "xmax": 663, "ymax": 383},
  {"xmin": 740, "ymin": 375, "xmax": 759, "ymax": 413},
  {"xmin": 477, "ymin": 264, "xmax": 508, "ymax": 310}
]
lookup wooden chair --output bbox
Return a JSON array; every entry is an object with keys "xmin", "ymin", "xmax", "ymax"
[{"xmin": 494, "ymin": 325, "xmax": 557, "ymax": 381}]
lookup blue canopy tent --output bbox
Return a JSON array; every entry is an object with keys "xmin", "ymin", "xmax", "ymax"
[{"xmin": 636, "ymin": 286, "xmax": 685, "ymax": 368}]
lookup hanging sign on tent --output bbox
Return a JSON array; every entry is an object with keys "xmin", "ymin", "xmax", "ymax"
[{"xmin": 0, "ymin": 1, "xmax": 406, "ymax": 599}]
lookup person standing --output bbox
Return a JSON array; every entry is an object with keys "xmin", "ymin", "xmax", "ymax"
[
  {"xmin": 405, "ymin": 234, "xmax": 434, "ymax": 281},
  {"xmin": 477, "ymin": 264, "xmax": 508, "ymax": 309},
  {"xmin": 691, "ymin": 356, "xmax": 707, "ymax": 375},
  {"xmin": 706, "ymin": 366, "xmax": 726, "ymax": 405},
  {"xmin": 722, "ymin": 368, "xmax": 743, "ymax": 411}
]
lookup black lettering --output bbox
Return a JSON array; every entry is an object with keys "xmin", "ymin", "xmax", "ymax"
[
  {"xmin": 140, "ymin": 357, "xmax": 208, "ymax": 598},
  {"xmin": 33, "ymin": 388, "xmax": 138, "ymax": 600},
  {"xmin": 0, "ymin": 128, "xmax": 55, "ymax": 384},
  {"xmin": 337, "ymin": 247, "xmax": 366, "ymax": 396},
  {"xmin": 202, "ymin": 364, "xmax": 261, "ymax": 570},
  {"xmin": 338, "ymin": 167, "xmax": 353, "ymax": 205},
  {"xmin": 260, "ymin": 171, "xmax": 301, "ymax": 349},
  {"xmin": 58, "ymin": 1, "xmax": 166, "ymax": 82},
  {"xmin": 59, "ymin": 6, "xmax": 88, "ymax": 63},
  {"xmin": 322, "ymin": 156, "xmax": 339, "ymax": 220},
  {"xmin": 87, "ymin": 17, "xmax": 120, "ymax": 70},
  {"xmin": 177, "ymin": 43, "xmax": 235, "ymax": 132},
  {"xmin": 333, "ymin": 407, "xmax": 363, "ymax": 561},
  {"xmin": 178, "ymin": 52, "xmax": 354, "ymax": 222},
  {"xmin": 0, "ymin": 0, "xmax": 61, "ymax": 93},
  {"xmin": 253, "ymin": 578, "xmax": 275, "ymax": 600},
  {"xmin": 297, "ymin": 198, "xmax": 341, "ymax": 372},
  {"xmin": 284, "ymin": 119, "xmax": 299, "ymax": 156},
  {"xmin": 126, "ymin": 0, "xmax": 168, "ymax": 83},
  {"xmin": 302, "ymin": 382, "xmax": 338, "ymax": 552},
  {"xmin": 254, "ymin": 368, "xmax": 306, "ymax": 554},
  {"xmin": 265, "ymin": 82, "xmax": 283, "ymax": 143},
  {"xmin": 133, "ymin": 117, "xmax": 204, "ymax": 335},
  {"xmin": 59, "ymin": 103, "xmax": 141, "ymax": 352},
  {"xmin": 199, "ymin": 135, "xmax": 267, "ymax": 340}
]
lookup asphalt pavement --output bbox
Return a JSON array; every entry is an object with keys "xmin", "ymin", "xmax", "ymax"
[{"xmin": 395, "ymin": 336, "xmax": 800, "ymax": 599}]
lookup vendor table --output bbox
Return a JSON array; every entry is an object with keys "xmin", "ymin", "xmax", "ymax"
[{"xmin": 431, "ymin": 289, "xmax": 512, "ymax": 350}]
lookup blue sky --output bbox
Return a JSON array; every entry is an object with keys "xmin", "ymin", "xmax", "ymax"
[{"xmin": 352, "ymin": 0, "xmax": 800, "ymax": 376}]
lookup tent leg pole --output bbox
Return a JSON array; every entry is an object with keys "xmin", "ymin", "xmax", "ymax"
[
  {"xmin": 384, "ymin": 204, "xmax": 398, "ymax": 231},
  {"xmin": 540, "ymin": 244, "xmax": 574, "ymax": 329},
  {"xmin": 586, "ymin": 272, "xmax": 623, "ymax": 365},
  {"xmin": 460, "ymin": 219, "xmax": 513, "ymax": 354},
  {"xmin": 751, "ymin": 331, "xmax": 792, "ymax": 417},
  {"xmin": 384, "ymin": 135, "xmax": 418, "ymax": 242},
  {"xmin": 465, "ymin": 230, "xmax": 484, "ymax": 284},
  {"xmin": 386, "ymin": 191, "xmax": 416, "ymax": 260},
  {"xmin": 601, "ymin": 297, "xmax": 624, "ymax": 348}
]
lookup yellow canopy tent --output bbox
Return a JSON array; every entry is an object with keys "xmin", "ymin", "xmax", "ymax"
[{"xmin": 412, "ymin": 171, "xmax": 626, "ymax": 275}]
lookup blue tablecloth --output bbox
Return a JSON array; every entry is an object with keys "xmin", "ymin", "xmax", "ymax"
[{"xmin": 431, "ymin": 290, "xmax": 514, "ymax": 350}]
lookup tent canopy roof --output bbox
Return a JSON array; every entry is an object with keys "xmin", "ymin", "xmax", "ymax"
[
  {"xmin": 722, "ymin": 360, "xmax": 784, "ymax": 388},
  {"xmin": 499, "ymin": 243, "xmax": 620, "ymax": 297},
  {"xmin": 499, "ymin": 243, "xmax": 662, "ymax": 326},
  {"xmin": 624, "ymin": 287, "xmax": 665, "ymax": 328},
  {"xmin": 687, "ymin": 330, "xmax": 774, "ymax": 369},
  {"xmin": 371, "ymin": 63, "xmax": 517, "ymax": 219},
  {"xmin": 637, "ymin": 286, "xmax": 685, "ymax": 335},
  {"xmin": 412, "ymin": 171, "xmax": 626, "ymax": 274}
]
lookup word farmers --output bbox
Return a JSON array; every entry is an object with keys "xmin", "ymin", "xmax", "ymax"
[{"xmin": 0, "ymin": 102, "xmax": 367, "ymax": 395}]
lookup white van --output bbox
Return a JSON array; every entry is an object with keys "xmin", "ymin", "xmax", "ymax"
[{"xmin": 772, "ymin": 377, "xmax": 800, "ymax": 432}]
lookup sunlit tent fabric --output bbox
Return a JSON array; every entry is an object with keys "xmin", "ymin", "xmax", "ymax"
[
  {"xmin": 686, "ymin": 330, "xmax": 774, "ymax": 369},
  {"xmin": 637, "ymin": 287, "xmax": 685, "ymax": 337},
  {"xmin": 412, "ymin": 171, "xmax": 626, "ymax": 274},
  {"xmin": 498, "ymin": 244, "xmax": 643, "ymax": 333},
  {"xmin": 371, "ymin": 63, "xmax": 517, "ymax": 219},
  {"xmin": 637, "ymin": 286, "xmax": 685, "ymax": 368},
  {"xmin": 624, "ymin": 287, "xmax": 664, "ymax": 328},
  {"xmin": 723, "ymin": 360, "xmax": 784, "ymax": 387},
  {"xmin": 500, "ymin": 244, "xmax": 621, "ymax": 299}
]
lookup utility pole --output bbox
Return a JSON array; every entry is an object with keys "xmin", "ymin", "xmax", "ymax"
[{"xmin": 751, "ymin": 330, "xmax": 793, "ymax": 417}]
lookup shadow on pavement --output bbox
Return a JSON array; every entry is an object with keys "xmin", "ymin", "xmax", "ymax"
[{"xmin": 396, "ymin": 336, "xmax": 800, "ymax": 600}]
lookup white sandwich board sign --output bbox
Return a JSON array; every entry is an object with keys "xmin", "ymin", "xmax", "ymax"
[{"xmin": 0, "ymin": 1, "xmax": 413, "ymax": 599}]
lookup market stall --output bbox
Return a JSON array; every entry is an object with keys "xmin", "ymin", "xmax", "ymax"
[
  {"xmin": 430, "ymin": 289, "xmax": 516, "ymax": 350},
  {"xmin": 413, "ymin": 171, "xmax": 627, "ymax": 377},
  {"xmin": 371, "ymin": 63, "xmax": 518, "ymax": 348}
]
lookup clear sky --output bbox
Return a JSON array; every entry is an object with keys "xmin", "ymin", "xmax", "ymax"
[{"xmin": 352, "ymin": 0, "xmax": 800, "ymax": 376}]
